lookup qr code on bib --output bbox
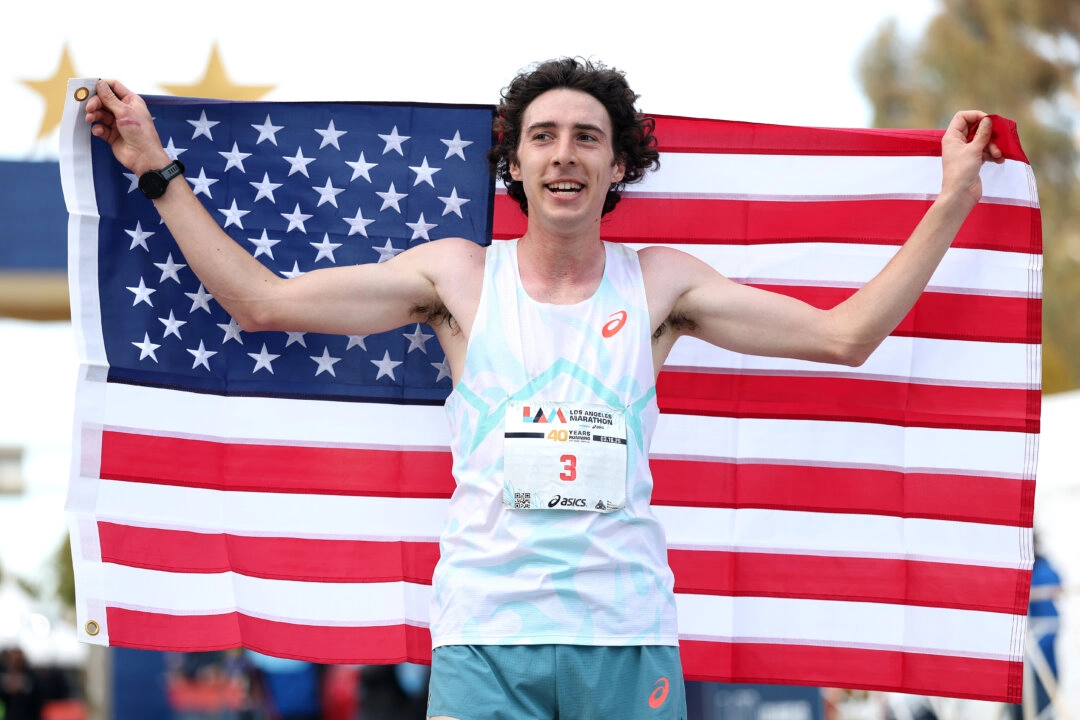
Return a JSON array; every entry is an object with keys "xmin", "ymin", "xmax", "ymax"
[{"xmin": 514, "ymin": 492, "xmax": 532, "ymax": 509}]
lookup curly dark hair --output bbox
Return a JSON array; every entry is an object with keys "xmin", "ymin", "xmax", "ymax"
[{"xmin": 489, "ymin": 57, "xmax": 659, "ymax": 217}]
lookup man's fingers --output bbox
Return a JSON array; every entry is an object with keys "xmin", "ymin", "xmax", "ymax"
[{"xmin": 95, "ymin": 79, "xmax": 119, "ymax": 108}]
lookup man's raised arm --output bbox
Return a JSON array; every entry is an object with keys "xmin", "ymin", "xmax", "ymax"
[
  {"xmin": 83, "ymin": 79, "xmax": 447, "ymax": 337},
  {"xmin": 646, "ymin": 110, "xmax": 1004, "ymax": 368}
]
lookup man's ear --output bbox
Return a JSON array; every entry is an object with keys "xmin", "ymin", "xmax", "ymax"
[
  {"xmin": 611, "ymin": 156, "xmax": 626, "ymax": 184},
  {"xmin": 510, "ymin": 158, "xmax": 522, "ymax": 182}
]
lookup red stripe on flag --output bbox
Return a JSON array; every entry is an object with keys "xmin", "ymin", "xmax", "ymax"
[
  {"xmin": 657, "ymin": 371, "xmax": 1039, "ymax": 432},
  {"xmin": 97, "ymin": 523, "xmax": 440, "ymax": 583},
  {"xmin": 755, "ymin": 286, "xmax": 1039, "ymax": 345},
  {"xmin": 678, "ymin": 639, "xmax": 1023, "ymax": 703},
  {"xmin": 100, "ymin": 431, "xmax": 1032, "ymax": 525},
  {"xmin": 99, "ymin": 430, "xmax": 454, "ymax": 497},
  {"xmin": 668, "ymin": 550, "xmax": 1027, "ymax": 614},
  {"xmin": 649, "ymin": 113, "xmax": 1028, "ymax": 163},
  {"xmin": 105, "ymin": 607, "xmax": 433, "ymax": 665},
  {"xmin": 494, "ymin": 196, "xmax": 1041, "ymax": 255},
  {"xmin": 101, "ymin": 606, "xmax": 1022, "ymax": 702},
  {"xmin": 95, "ymin": 523, "xmax": 1025, "ymax": 614},
  {"xmin": 651, "ymin": 461, "xmax": 1033, "ymax": 527}
]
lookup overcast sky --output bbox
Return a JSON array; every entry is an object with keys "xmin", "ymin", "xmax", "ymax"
[{"xmin": 2, "ymin": 0, "xmax": 940, "ymax": 159}]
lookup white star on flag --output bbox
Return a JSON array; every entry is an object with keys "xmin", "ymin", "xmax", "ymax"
[
  {"xmin": 219, "ymin": 142, "xmax": 252, "ymax": 173},
  {"xmin": 313, "ymin": 178, "xmax": 345, "ymax": 208},
  {"xmin": 218, "ymin": 318, "xmax": 244, "ymax": 344},
  {"xmin": 372, "ymin": 239, "xmax": 404, "ymax": 263},
  {"xmin": 408, "ymin": 157, "xmax": 441, "ymax": 187},
  {"xmin": 153, "ymin": 253, "xmax": 186, "ymax": 283},
  {"xmin": 371, "ymin": 350, "xmax": 402, "ymax": 380},
  {"xmin": 188, "ymin": 110, "xmax": 220, "ymax": 140},
  {"xmin": 403, "ymin": 324, "xmax": 434, "ymax": 353},
  {"xmin": 283, "ymin": 147, "xmax": 315, "ymax": 177},
  {"xmin": 187, "ymin": 340, "xmax": 217, "ymax": 370},
  {"xmin": 126, "ymin": 278, "xmax": 155, "ymax": 307},
  {"xmin": 281, "ymin": 262, "xmax": 305, "ymax": 279},
  {"xmin": 438, "ymin": 188, "xmax": 470, "ymax": 217},
  {"xmin": 431, "ymin": 357, "xmax": 451, "ymax": 383},
  {"xmin": 163, "ymin": 137, "xmax": 188, "ymax": 161},
  {"xmin": 441, "ymin": 130, "xmax": 473, "ymax": 160},
  {"xmin": 316, "ymin": 120, "xmax": 347, "ymax": 150},
  {"xmin": 344, "ymin": 207, "xmax": 375, "ymax": 237},
  {"xmin": 159, "ymin": 310, "xmax": 187, "ymax": 339},
  {"xmin": 185, "ymin": 284, "xmax": 214, "ymax": 314},
  {"xmin": 218, "ymin": 200, "xmax": 250, "ymax": 230},
  {"xmin": 281, "ymin": 204, "xmax": 313, "ymax": 233},
  {"xmin": 406, "ymin": 213, "xmax": 437, "ymax": 240},
  {"xmin": 252, "ymin": 115, "xmax": 284, "ymax": 145},
  {"xmin": 132, "ymin": 333, "xmax": 161, "ymax": 362},
  {"xmin": 248, "ymin": 229, "xmax": 281, "ymax": 259},
  {"xmin": 376, "ymin": 182, "xmax": 408, "ymax": 212},
  {"xmin": 125, "ymin": 222, "xmax": 155, "ymax": 252},
  {"xmin": 187, "ymin": 168, "xmax": 219, "ymax": 198},
  {"xmin": 248, "ymin": 344, "xmax": 280, "ymax": 374},
  {"xmin": 311, "ymin": 347, "xmax": 342, "ymax": 376},
  {"xmin": 379, "ymin": 126, "xmax": 410, "ymax": 155},
  {"xmin": 251, "ymin": 173, "xmax": 283, "ymax": 203},
  {"xmin": 346, "ymin": 152, "xmax": 377, "ymax": 182},
  {"xmin": 311, "ymin": 234, "xmax": 342, "ymax": 263}
]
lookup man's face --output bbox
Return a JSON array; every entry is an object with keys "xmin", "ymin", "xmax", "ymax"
[{"xmin": 510, "ymin": 88, "xmax": 626, "ymax": 233}]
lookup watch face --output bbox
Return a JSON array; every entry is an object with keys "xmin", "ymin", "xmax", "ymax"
[{"xmin": 139, "ymin": 171, "xmax": 167, "ymax": 199}]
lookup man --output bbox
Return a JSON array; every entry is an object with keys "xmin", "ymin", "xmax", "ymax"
[{"xmin": 84, "ymin": 57, "xmax": 1001, "ymax": 720}]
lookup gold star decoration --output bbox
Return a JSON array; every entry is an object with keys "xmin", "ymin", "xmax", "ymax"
[
  {"xmin": 161, "ymin": 43, "xmax": 275, "ymax": 101},
  {"xmin": 21, "ymin": 43, "xmax": 78, "ymax": 141}
]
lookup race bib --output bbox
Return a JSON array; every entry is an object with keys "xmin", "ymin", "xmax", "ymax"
[{"xmin": 502, "ymin": 400, "xmax": 627, "ymax": 512}]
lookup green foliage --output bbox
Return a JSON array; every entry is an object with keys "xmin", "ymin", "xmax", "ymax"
[
  {"xmin": 54, "ymin": 533, "xmax": 75, "ymax": 608},
  {"xmin": 858, "ymin": 0, "xmax": 1080, "ymax": 392}
]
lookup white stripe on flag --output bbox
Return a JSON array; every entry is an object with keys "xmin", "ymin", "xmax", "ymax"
[
  {"xmin": 630, "ymin": 154, "xmax": 1035, "ymax": 206},
  {"xmin": 676, "ymin": 594, "xmax": 1024, "ymax": 661},
  {"xmin": 75, "ymin": 478, "xmax": 1028, "ymax": 569},
  {"xmin": 641, "ymin": 243, "xmax": 1041, "ymax": 297}
]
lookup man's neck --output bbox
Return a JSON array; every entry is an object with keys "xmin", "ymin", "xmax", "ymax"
[{"xmin": 516, "ymin": 226, "xmax": 606, "ymax": 305}]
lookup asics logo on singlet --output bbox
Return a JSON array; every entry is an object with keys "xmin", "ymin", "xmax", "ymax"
[
  {"xmin": 648, "ymin": 676, "xmax": 670, "ymax": 709},
  {"xmin": 602, "ymin": 309, "xmax": 628, "ymax": 338}
]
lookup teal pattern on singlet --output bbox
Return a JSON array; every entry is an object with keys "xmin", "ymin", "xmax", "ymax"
[{"xmin": 430, "ymin": 239, "xmax": 678, "ymax": 648}]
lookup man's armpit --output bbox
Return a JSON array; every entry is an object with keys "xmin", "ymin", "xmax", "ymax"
[
  {"xmin": 413, "ymin": 299, "xmax": 459, "ymax": 333},
  {"xmin": 653, "ymin": 312, "xmax": 696, "ymax": 343}
]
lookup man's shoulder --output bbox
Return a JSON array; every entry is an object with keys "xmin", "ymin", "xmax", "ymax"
[
  {"xmin": 636, "ymin": 244, "xmax": 700, "ymax": 279},
  {"xmin": 405, "ymin": 236, "xmax": 487, "ymax": 270}
]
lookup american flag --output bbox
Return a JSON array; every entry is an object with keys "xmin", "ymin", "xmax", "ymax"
[{"xmin": 60, "ymin": 79, "xmax": 1040, "ymax": 702}]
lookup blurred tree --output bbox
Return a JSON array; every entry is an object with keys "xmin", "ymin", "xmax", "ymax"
[
  {"xmin": 859, "ymin": 0, "xmax": 1080, "ymax": 392},
  {"xmin": 53, "ymin": 535, "xmax": 75, "ymax": 608}
]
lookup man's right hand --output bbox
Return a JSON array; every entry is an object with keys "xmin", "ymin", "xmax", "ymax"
[{"xmin": 84, "ymin": 79, "xmax": 172, "ymax": 177}]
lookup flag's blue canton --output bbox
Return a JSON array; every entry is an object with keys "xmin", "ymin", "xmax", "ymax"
[{"xmin": 92, "ymin": 97, "xmax": 496, "ymax": 403}]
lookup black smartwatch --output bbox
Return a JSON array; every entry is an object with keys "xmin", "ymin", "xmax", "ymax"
[{"xmin": 138, "ymin": 160, "xmax": 185, "ymax": 200}]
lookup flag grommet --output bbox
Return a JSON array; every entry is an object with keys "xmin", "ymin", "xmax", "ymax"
[
  {"xmin": 74, "ymin": 86, "xmax": 90, "ymax": 102},
  {"xmin": 84, "ymin": 620, "xmax": 100, "ymax": 636}
]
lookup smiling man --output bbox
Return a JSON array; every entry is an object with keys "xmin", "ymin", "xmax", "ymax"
[{"xmin": 84, "ymin": 57, "xmax": 1001, "ymax": 720}]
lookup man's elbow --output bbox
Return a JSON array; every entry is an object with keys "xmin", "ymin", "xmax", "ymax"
[
  {"xmin": 825, "ymin": 339, "xmax": 877, "ymax": 368},
  {"xmin": 227, "ymin": 300, "xmax": 285, "ymax": 334}
]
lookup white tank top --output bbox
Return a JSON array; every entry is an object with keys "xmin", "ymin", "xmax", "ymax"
[{"xmin": 430, "ymin": 239, "xmax": 678, "ymax": 648}]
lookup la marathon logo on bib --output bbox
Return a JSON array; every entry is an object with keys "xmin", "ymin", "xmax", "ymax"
[
  {"xmin": 522, "ymin": 405, "xmax": 568, "ymax": 423},
  {"xmin": 602, "ymin": 309, "xmax": 628, "ymax": 338}
]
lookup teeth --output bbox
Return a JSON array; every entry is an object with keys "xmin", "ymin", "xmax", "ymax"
[{"xmin": 548, "ymin": 182, "xmax": 582, "ymax": 191}]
